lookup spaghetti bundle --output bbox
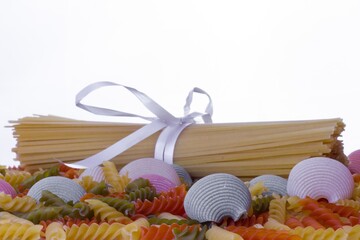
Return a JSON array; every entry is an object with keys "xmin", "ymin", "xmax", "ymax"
[{"xmin": 9, "ymin": 115, "xmax": 346, "ymax": 179}]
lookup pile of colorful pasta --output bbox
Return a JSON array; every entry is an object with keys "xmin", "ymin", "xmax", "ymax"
[{"xmin": 1, "ymin": 154, "xmax": 360, "ymax": 240}]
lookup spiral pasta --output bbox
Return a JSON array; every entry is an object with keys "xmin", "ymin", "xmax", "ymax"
[
  {"xmin": 173, "ymin": 225, "xmax": 207, "ymax": 240},
  {"xmin": 65, "ymin": 222, "xmax": 124, "ymax": 240},
  {"xmin": 226, "ymin": 225, "xmax": 302, "ymax": 240},
  {"xmin": 75, "ymin": 175, "xmax": 99, "ymax": 192},
  {"xmin": 347, "ymin": 225, "xmax": 360, "ymax": 239},
  {"xmin": 287, "ymin": 196, "xmax": 303, "ymax": 213},
  {"xmin": 98, "ymin": 197, "xmax": 135, "ymax": 215},
  {"xmin": 251, "ymin": 195, "xmax": 273, "ymax": 215},
  {"xmin": 18, "ymin": 206, "xmax": 62, "ymax": 224},
  {"xmin": 141, "ymin": 223, "xmax": 196, "ymax": 240},
  {"xmin": 290, "ymin": 226, "xmax": 348, "ymax": 240},
  {"xmin": 120, "ymin": 218, "xmax": 149, "ymax": 240},
  {"xmin": 205, "ymin": 225, "xmax": 243, "ymax": 240},
  {"xmin": 352, "ymin": 182, "xmax": 360, "ymax": 201},
  {"xmin": 269, "ymin": 196, "xmax": 287, "ymax": 224},
  {"xmin": 45, "ymin": 222, "xmax": 66, "ymax": 240},
  {"xmin": 336, "ymin": 199, "xmax": 360, "ymax": 211},
  {"xmin": 18, "ymin": 166, "xmax": 59, "ymax": 191},
  {"xmin": 264, "ymin": 217, "xmax": 291, "ymax": 230},
  {"xmin": 221, "ymin": 212, "xmax": 269, "ymax": 227},
  {"xmin": 135, "ymin": 194, "xmax": 184, "ymax": 216},
  {"xmin": 85, "ymin": 199, "xmax": 132, "ymax": 223},
  {"xmin": 103, "ymin": 161, "xmax": 131, "ymax": 193},
  {"xmin": 0, "ymin": 169, "xmax": 31, "ymax": 189},
  {"xmin": 125, "ymin": 186, "xmax": 157, "ymax": 202},
  {"xmin": 0, "ymin": 211, "xmax": 34, "ymax": 225},
  {"xmin": 249, "ymin": 181, "xmax": 267, "ymax": 197},
  {"xmin": 125, "ymin": 178, "xmax": 153, "ymax": 193},
  {"xmin": 0, "ymin": 222, "xmax": 42, "ymax": 240},
  {"xmin": 299, "ymin": 198, "xmax": 343, "ymax": 229},
  {"xmin": 0, "ymin": 192, "xmax": 37, "ymax": 212}
]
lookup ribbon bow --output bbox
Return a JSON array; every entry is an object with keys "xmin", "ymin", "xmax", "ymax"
[{"xmin": 66, "ymin": 81, "xmax": 213, "ymax": 169}]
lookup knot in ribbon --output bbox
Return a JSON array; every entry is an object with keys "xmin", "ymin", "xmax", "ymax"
[{"xmin": 66, "ymin": 81, "xmax": 213, "ymax": 169}]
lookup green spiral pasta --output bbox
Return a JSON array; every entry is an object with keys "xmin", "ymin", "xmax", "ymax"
[
  {"xmin": 40, "ymin": 190, "xmax": 93, "ymax": 219},
  {"xmin": 173, "ymin": 225, "xmax": 207, "ymax": 240},
  {"xmin": 125, "ymin": 186, "xmax": 157, "ymax": 202},
  {"xmin": 18, "ymin": 166, "xmax": 59, "ymax": 191},
  {"xmin": 17, "ymin": 206, "xmax": 62, "ymax": 224},
  {"xmin": 251, "ymin": 194, "xmax": 273, "ymax": 215},
  {"xmin": 148, "ymin": 217, "xmax": 199, "ymax": 226},
  {"xmin": 98, "ymin": 197, "xmax": 135, "ymax": 215},
  {"xmin": 125, "ymin": 178, "xmax": 153, "ymax": 193},
  {"xmin": 40, "ymin": 190, "xmax": 66, "ymax": 206},
  {"xmin": 89, "ymin": 181, "xmax": 110, "ymax": 195}
]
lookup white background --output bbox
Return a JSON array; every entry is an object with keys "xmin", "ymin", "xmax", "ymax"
[{"xmin": 1, "ymin": 1, "xmax": 359, "ymax": 167}]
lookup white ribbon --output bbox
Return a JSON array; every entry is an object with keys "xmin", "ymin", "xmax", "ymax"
[{"xmin": 66, "ymin": 81, "xmax": 213, "ymax": 169}]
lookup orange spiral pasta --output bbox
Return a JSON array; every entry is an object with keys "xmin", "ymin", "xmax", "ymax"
[
  {"xmin": 140, "ymin": 223, "xmax": 197, "ymax": 240},
  {"xmin": 285, "ymin": 217, "xmax": 304, "ymax": 229},
  {"xmin": 301, "ymin": 216, "xmax": 325, "ymax": 229},
  {"xmin": 221, "ymin": 212, "xmax": 269, "ymax": 227},
  {"xmin": 299, "ymin": 198, "xmax": 344, "ymax": 229},
  {"xmin": 135, "ymin": 185, "xmax": 186, "ymax": 216},
  {"xmin": 319, "ymin": 201, "xmax": 359, "ymax": 219}
]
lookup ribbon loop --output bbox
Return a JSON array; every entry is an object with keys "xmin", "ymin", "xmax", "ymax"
[{"xmin": 66, "ymin": 81, "xmax": 213, "ymax": 169}]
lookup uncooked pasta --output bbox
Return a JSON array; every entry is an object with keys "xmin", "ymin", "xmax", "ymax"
[{"xmin": 10, "ymin": 115, "xmax": 346, "ymax": 179}]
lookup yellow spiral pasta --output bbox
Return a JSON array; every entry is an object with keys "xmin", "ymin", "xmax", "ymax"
[
  {"xmin": 249, "ymin": 181, "xmax": 267, "ymax": 197},
  {"xmin": 0, "ymin": 222, "xmax": 42, "ymax": 240},
  {"xmin": 0, "ymin": 212, "xmax": 34, "ymax": 225},
  {"xmin": 158, "ymin": 212, "xmax": 186, "ymax": 220},
  {"xmin": 103, "ymin": 161, "xmax": 130, "ymax": 193},
  {"xmin": 85, "ymin": 199, "xmax": 132, "ymax": 222},
  {"xmin": 0, "ymin": 169, "xmax": 31, "ymax": 188},
  {"xmin": 269, "ymin": 196, "xmax": 287, "ymax": 224},
  {"xmin": 66, "ymin": 222, "xmax": 124, "ymax": 240},
  {"xmin": 336, "ymin": 199, "xmax": 360, "ymax": 211},
  {"xmin": 352, "ymin": 183, "xmax": 360, "ymax": 201},
  {"xmin": 120, "ymin": 218, "xmax": 149, "ymax": 240},
  {"xmin": 205, "ymin": 225, "xmax": 244, "ymax": 240},
  {"xmin": 264, "ymin": 217, "xmax": 291, "ymax": 230},
  {"xmin": 45, "ymin": 222, "xmax": 66, "ymax": 240},
  {"xmin": 347, "ymin": 225, "xmax": 360, "ymax": 240},
  {"xmin": 0, "ymin": 192, "xmax": 37, "ymax": 212},
  {"xmin": 290, "ymin": 226, "xmax": 348, "ymax": 240},
  {"xmin": 74, "ymin": 175, "xmax": 99, "ymax": 192},
  {"xmin": 286, "ymin": 196, "xmax": 303, "ymax": 213}
]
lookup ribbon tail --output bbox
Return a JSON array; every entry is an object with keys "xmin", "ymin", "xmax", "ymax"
[
  {"xmin": 163, "ymin": 123, "xmax": 192, "ymax": 164},
  {"xmin": 65, "ymin": 120, "xmax": 167, "ymax": 169}
]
